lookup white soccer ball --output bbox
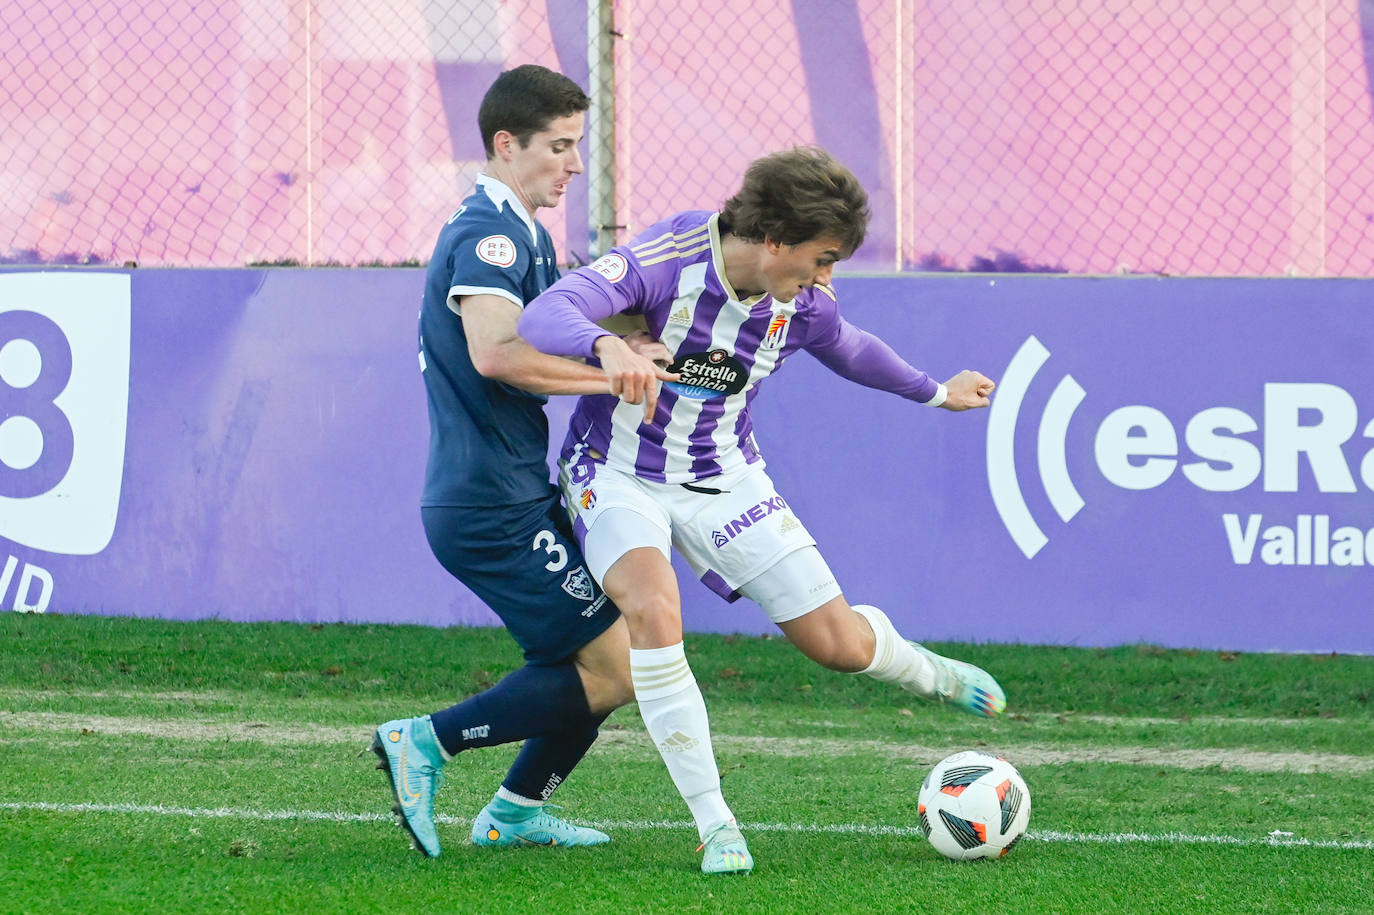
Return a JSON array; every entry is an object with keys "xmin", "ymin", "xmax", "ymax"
[{"xmin": 917, "ymin": 750, "xmax": 1031, "ymax": 861}]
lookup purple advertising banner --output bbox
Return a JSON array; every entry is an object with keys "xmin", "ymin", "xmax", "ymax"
[
  {"xmin": 754, "ymin": 275, "xmax": 1374, "ymax": 655},
  {"xmin": 1, "ymin": 269, "xmax": 1370, "ymax": 653}
]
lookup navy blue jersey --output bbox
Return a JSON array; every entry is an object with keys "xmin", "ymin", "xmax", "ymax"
[{"xmin": 420, "ymin": 175, "xmax": 563, "ymax": 507}]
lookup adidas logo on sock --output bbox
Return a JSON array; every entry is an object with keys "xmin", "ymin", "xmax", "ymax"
[{"xmin": 658, "ymin": 730, "xmax": 700, "ymax": 753}]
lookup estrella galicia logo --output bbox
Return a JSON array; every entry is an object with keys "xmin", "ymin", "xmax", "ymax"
[
  {"xmin": 666, "ymin": 349, "xmax": 748, "ymax": 400},
  {"xmin": 987, "ymin": 334, "xmax": 1374, "ymax": 566},
  {"xmin": 0, "ymin": 273, "xmax": 131, "ymax": 556}
]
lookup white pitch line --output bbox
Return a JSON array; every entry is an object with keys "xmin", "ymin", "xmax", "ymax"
[{"xmin": 2, "ymin": 801, "xmax": 1370, "ymax": 850}]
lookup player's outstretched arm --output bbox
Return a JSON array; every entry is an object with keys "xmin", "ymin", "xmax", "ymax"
[
  {"xmin": 463, "ymin": 294, "xmax": 612, "ymax": 395},
  {"xmin": 937, "ymin": 370, "xmax": 996, "ymax": 411}
]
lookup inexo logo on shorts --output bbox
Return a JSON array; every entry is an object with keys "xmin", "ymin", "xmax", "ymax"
[{"xmin": 0, "ymin": 272, "xmax": 131, "ymax": 555}]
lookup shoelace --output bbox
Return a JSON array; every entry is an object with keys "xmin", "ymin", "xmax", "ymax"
[
  {"xmin": 526, "ymin": 805, "xmax": 563, "ymax": 829},
  {"xmin": 414, "ymin": 765, "xmax": 445, "ymax": 804},
  {"xmin": 696, "ymin": 822, "xmax": 743, "ymax": 853}
]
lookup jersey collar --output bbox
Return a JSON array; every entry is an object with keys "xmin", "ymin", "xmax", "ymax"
[
  {"xmin": 476, "ymin": 173, "xmax": 539, "ymax": 244},
  {"xmin": 708, "ymin": 212, "xmax": 768, "ymax": 307}
]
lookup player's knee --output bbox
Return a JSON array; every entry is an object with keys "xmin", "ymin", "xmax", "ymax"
[
  {"xmin": 612, "ymin": 589, "xmax": 681, "ymax": 638},
  {"xmin": 582, "ymin": 669, "xmax": 635, "ymax": 714},
  {"xmin": 574, "ymin": 623, "xmax": 635, "ymax": 713}
]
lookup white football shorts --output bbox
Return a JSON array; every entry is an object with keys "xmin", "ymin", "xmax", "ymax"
[{"xmin": 561, "ymin": 459, "xmax": 842, "ymax": 623}]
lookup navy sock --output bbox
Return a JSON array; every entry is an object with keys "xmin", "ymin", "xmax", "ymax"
[
  {"xmin": 428, "ymin": 663, "xmax": 591, "ymax": 757},
  {"xmin": 500, "ymin": 714, "xmax": 608, "ymax": 803}
]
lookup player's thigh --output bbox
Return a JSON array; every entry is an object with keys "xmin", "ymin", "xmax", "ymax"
[
  {"xmin": 561, "ymin": 460, "xmax": 673, "ymax": 585},
  {"xmin": 737, "ymin": 544, "xmax": 843, "ymax": 624},
  {"xmin": 421, "ymin": 497, "xmax": 618, "ymax": 666},
  {"xmin": 671, "ymin": 464, "xmax": 820, "ymax": 603},
  {"xmin": 600, "ymin": 543, "xmax": 684, "ymax": 648}
]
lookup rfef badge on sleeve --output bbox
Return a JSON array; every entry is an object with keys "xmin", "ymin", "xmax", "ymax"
[{"xmin": 0, "ymin": 272, "xmax": 131, "ymax": 555}]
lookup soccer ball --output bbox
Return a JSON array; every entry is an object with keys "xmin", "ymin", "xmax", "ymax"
[{"xmin": 917, "ymin": 750, "xmax": 1030, "ymax": 861}]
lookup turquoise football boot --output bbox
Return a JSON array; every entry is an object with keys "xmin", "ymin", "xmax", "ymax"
[
  {"xmin": 471, "ymin": 800, "xmax": 610, "ymax": 847},
  {"xmin": 697, "ymin": 820, "xmax": 753, "ymax": 875},
  {"xmin": 907, "ymin": 642, "xmax": 1007, "ymax": 717},
  {"xmin": 370, "ymin": 716, "xmax": 446, "ymax": 857}
]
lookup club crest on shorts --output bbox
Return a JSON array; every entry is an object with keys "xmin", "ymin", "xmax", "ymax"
[{"xmin": 562, "ymin": 566, "xmax": 595, "ymax": 601}]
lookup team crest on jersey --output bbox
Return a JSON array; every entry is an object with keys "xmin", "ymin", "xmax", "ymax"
[
  {"xmin": 580, "ymin": 488, "xmax": 596, "ymax": 511},
  {"xmin": 588, "ymin": 253, "xmax": 628, "ymax": 282},
  {"xmin": 762, "ymin": 312, "xmax": 790, "ymax": 349},
  {"xmin": 562, "ymin": 566, "xmax": 595, "ymax": 601},
  {"xmin": 475, "ymin": 234, "xmax": 517, "ymax": 267},
  {"xmin": 665, "ymin": 349, "xmax": 748, "ymax": 400}
]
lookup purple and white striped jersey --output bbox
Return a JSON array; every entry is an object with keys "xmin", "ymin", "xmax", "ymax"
[{"xmin": 519, "ymin": 211, "xmax": 942, "ymax": 484}]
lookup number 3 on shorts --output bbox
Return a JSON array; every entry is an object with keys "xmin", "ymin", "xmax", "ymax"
[{"xmin": 532, "ymin": 529, "xmax": 568, "ymax": 572}]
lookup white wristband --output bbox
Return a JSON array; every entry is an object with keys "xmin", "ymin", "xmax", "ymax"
[{"xmin": 926, "ymin": 382, "xmax": 947, "ymax": 407}]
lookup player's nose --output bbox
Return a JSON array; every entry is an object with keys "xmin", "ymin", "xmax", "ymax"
[
  {"xmin": 567, "ymin": 148, "xmax": 585, "ymax": 174},
  {"xmin": 814, "ymin": 263, "xmax": 834, "ymax": 285}
]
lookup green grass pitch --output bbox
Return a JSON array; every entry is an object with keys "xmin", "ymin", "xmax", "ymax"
[{"xmin": 2, "ymin": 613, "xmax": 1370, "ymax": 914}]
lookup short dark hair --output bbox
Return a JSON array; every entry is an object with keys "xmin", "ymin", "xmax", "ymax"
[
  {"xmin": 478, "ymin": 65, "xmax": 590, "ymax": 158},
  {"xmin": 718, "ymin": 147, "xmax": 870, "ymax": 257}
]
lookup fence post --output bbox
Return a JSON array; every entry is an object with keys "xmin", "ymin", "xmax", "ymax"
[{"xmin": 587, "ymin": 0, "xmax": 618, "ymax": 258}]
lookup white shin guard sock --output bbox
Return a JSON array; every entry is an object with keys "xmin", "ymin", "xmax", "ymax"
[
  {"xmin": 630, "ymin": 643, "xmax": 734, "ymax": 839},
  {"xmin": 853, "ymin": 604, "xmax": 936, "ymax": 696}
]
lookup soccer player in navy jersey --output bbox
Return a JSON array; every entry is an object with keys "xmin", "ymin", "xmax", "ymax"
[
  {"xmin": 518, "ymin": 147, "xmax": 1006, "ymax": 874},
  {"xmin": 369, "ymin": 64, "xmax": 674, "ymax": 858}
]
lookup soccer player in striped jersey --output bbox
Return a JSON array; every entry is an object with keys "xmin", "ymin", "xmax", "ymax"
[
  {"xmin": 519, "ymin": 147, "xmax": 1006, "ymax": 874},
  {"xmin": 369, "ymin": 65, "xmax": 674, "ymax": 859}
]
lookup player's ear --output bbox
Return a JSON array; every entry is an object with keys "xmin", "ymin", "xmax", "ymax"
[
  {"xmin": 491, "ymin": 129, "xmax": 516, "ymax": 161},
  {"xmin": 762, "ymin": 236, "xmax": 785, "ymax": 255}
]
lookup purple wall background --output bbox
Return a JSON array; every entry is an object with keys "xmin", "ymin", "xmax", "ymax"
[{"xmin": 1, "ymin": 268, "xmax": 1370, "ymax": 653}]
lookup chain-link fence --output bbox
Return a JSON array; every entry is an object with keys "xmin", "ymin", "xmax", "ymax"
[
  {"xmin": 0, "ymin": 0, "xmax": 573, "ymax": 267},
  {"xmin": 4, "ymin": 1, "xmax": 1373, "ymax": 274}
]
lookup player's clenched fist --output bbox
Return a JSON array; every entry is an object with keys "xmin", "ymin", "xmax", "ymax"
[
  {"xmin": 593, "ymin": 334, "xmax": 680, "ymax": 422},
  {"xmin": 938, "ymin": 369, "xmax": 996, "ymax": 411}
]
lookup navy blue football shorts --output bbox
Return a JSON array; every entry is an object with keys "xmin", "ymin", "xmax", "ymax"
[{"xmin": 421, "ymin": 491, "xmax": 620, "ymax": 666}]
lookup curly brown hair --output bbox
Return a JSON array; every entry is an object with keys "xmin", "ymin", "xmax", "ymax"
[{"xmin": 718, "ymin": 147, "xmax": 870, "ymax": 257}]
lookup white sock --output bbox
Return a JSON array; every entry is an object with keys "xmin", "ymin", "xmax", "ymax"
[
  {"xmin": 631, "ymin": 643, "xmax": 734, "ymax": 840},
  {"xmin": 494, "ymin": 786, "xmax": 543, "ymax": 807},
  {"xmin": 853, "ymin": 604, "xmax": 936, "ymax": 696}
]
